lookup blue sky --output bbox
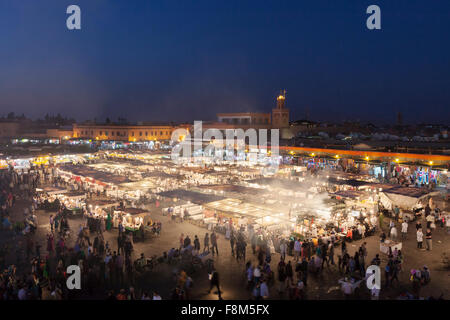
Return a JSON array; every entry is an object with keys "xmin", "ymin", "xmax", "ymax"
[{"xmin": 0, "ymin": 0, "xmax": 449, "ymax": 124}]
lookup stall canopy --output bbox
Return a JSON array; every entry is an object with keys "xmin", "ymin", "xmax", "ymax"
[
  {"xmin": 158, "ymin": 189, "xmax": 226, "ymax": 204},
  {"xmin": 327, "ymin": 178, "xmax": 373, "ymax": 188},
  {"xmin": 203, "ymin": 198, "xmax": 279, "ymax": 220},
  {"xmin": 59, "ymin": 165, "xmax": 132, "ymax": 184},
  {"xmin": 121, "ymin": 207, "xmax": 149, "ymax": 216},
  {"xmin": 247, "ymin": 177, "xmax": 309, "ymax": 190},
  {"xmin": 197, "ymin": 184, "xmax": 267, "ymax": 196},
  {"xmin": 379, "ymin": 186, "xmax": 439, "ymax": 210},
  {"xmin": 333, "ymin": 190, "xmax": 366, "ymax": 199},
  {"xmin": 87, "ymin": 199, "xmax": 119, "ymax": 209}
]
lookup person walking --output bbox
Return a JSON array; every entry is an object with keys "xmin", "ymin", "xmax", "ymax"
[
  {"xmin": 179, "ymin": 233, "xmax": 184, "ymax": 250},
  {"xmin": 426, "ymin": 213, "xmax": 434, "ymax": 230},
  {"xmin": 194, "ymin": 235, "xmax": 200, "ymax": 251},
  {"xmin": 328, "ymin": 241, "xmax": 335, "ymax": 266},
  {"xmin": 425, "ymin": 228, "xmax": 432, "ymax": 251},
  {"xmin": 253, "ymin": 265, "xmax": 261, "ymax": 284},
  {"xmin": 391, "ymin": 261, "xmax": 400, "ymax": 287},
  {"xmin": 211, "ymin": 232, "xmax": 219, "ymax": 256},
  {"xmin": 116, "ymin": 253, "xmax": 124, "ymax": 287},
  {"xmin": 208, "ymin": 269, "xmax": 222, "ymax": 300},
  {"xmin": 293, "ymin": 238, "xmax": 301, "ymax": 262},
  {"xmin": 416, "ymin": 228, "xmax": 423, "ymax": 249},
  {"xmin": 117, "ymin": 234, "xmax": 124, "ymax": 255},
  {"xmin": 49, "ymin": 215, "xmax": 54, "ymax": 232},
  {"xmin": 277, "ymin": 259, "xmax": 286, "ymax": 294},
  {"xmin": 285, "ymin": 260, "xmax": 293, "ymax": 286},
  {"xmin": 390, "ymin": 224, "xmax": 398, "ymax": 241},
  {"xmin": 401, "ymin": 220, "xmax": 408, "ymax": 240},
  {"xmin": 280, "ymin": 240, "xmax": 287, "ymax": 261},
  {"xmin": 260, "ymin": 278, "xmax": 269, "ymax": 299},
  {"xmin": 246, "ymin": 263, "xmax": 254, "ymax": 290},
  {"xmin": 203, "ymin": 233, "xmax": 209, "ymax": 252},
  {"xmin": 379, "ymin": 212, "xmax": 384, "ymax": 231},
  {"xmin": 230, "ymin": 232, "xmax": 235, "ymax": 257},
  {"xmin": 300, "ymin": 257, "xmax": 308, "ymax": 286},
  {"xmin": 183, "ymin": 235, "xmax": 191, "ymax": 248},
  {"xmin": 384, "ymin": 263, "xmax": 391, "ymax": 288},
  {"xmin": 341, "ymin": 239, "xmax": 347, "ymax": 255}
]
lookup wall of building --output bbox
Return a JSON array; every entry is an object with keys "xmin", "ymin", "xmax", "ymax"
[
  {"xmin": 73, "ymin": 124, "xmax": 178, "ymax": 141},
  {"xmin": 217, "ymin": 113, "xmax": 271, "ymax": 125},
  {"xmin": 0, "ymin": 122, "xmax": 20, "ymax": 138},
  {"xmin": 46, "ymin": 129, "xmax": 73, "ymax": 140}
]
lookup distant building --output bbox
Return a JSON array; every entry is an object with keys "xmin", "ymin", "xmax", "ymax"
[
  {"xmin": 46, "ymin": 127, "xmax": 74, "ymax": 141},
  {"xmin": 202, "ymin": 90, "xmax": 290, "ymax": 134},
  {"xmin": 0, "ymin": 121, "xmax": 21, "ymax": 139},
  {"xmin": 72, "ymin": 123, "xmax": 187, "ymax": 142},
  {"xmin": 217, "ymin": 112, "xmax": 271, "ymax": 126}
]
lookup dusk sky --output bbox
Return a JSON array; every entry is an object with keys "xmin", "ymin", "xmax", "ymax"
[{"xmin": 0, "ymin": 0, "xmax": 449, "ymax": 124}]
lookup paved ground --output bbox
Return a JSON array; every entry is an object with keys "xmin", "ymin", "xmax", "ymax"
[{"xmin": 2, "ymin": 191, "xmax": 450, "ymax": 300}]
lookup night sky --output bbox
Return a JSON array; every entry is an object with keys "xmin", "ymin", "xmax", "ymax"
[{"xmin": 0, "ymin": 0, "xmax": 449, "ymax": 124}]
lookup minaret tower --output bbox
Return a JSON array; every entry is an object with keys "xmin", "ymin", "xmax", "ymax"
[{"xmin": 272, "ymin": 89, "xmax": 290, "ymax": 128}]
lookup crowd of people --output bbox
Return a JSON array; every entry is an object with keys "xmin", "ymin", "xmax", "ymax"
[
  {"xmin": 0, "ymin": 166, "xmax": 169, "ymax": 300},
  {"xmin": 0, "ymin": 162, "xmax": 448, "ymax": 300}
]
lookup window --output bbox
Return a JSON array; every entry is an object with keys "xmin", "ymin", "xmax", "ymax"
[
  {"xmin": 117, "ymin": 131, "xmax": 120, "ymax": 136},
  {"xmin": 145, "ymin": 132, "xmax": 148, "ymax": 136},
  {"xmin": 99, "ymin": 131, "xmax": 103, "ymax": 135},
  {"xmin": 160, "ymin": 131, "xmax": 163, "ymax": 135},
  {"xmin": 105, "ymin": 131, "xmax": 108, "ymax": 136},
  {"xmin": 139, "ymin": 132, "xmax": 142, "ymax": 136},
  {"xmin": 91, "ymin": 131, "xmax": 93, "ymax": 135},
  {"xmin": 131, "ymin": 132, "xmax": 134, "ymax": 137},
  {"xmin": 112, "ymin": 132, "xmax": 114, "ymax": 136}
]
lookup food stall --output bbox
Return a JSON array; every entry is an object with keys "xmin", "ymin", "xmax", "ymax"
[
  {"xmin": 203, "ymin": 198, "xmax": 280, "ymax": 234},
  {"xmin": 57, "ymin": 191, "xmax": 86, "ymax": 216},
  {"xmin": 380, "ymin": 239, "xmax": 402, "ymax": 255},
  {"xmin": 115, "ymin": 208, "xmax": 151, "ymax": 241},
  {"xmin": 0, "ymin": 160, "xmax": 8, "ymax": 170}
]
